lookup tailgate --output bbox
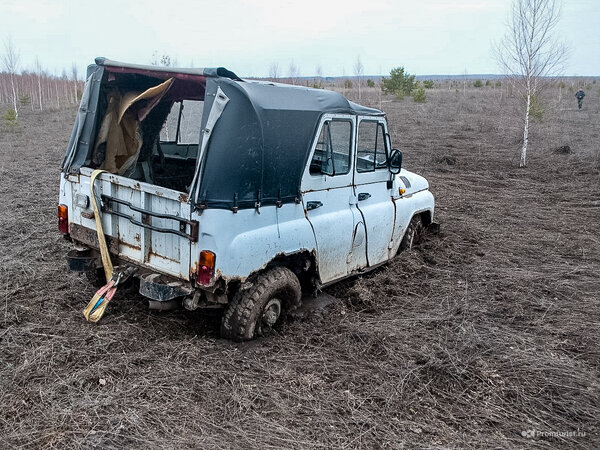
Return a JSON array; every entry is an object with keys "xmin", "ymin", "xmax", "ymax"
[{"xmin": 70, "ymin": 168, "xmax": 196, "ymax": 280}]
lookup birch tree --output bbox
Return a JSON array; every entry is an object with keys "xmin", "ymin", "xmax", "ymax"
[
  {"xmin": 314, "ymin": 65, "xmax": 323, "ymax": 88},
  {"xmin": 71, "ymin": 63, "xmax": 79, "ymax": 104},
  {"xmin": 353, "ymin": 56, "xmax": 364, "ymax": 100},
  {"xmin": 1, "ymin": 38, "xmax": 20, "ymax": 118},
  {"xmin": 288, "ymin": 62, "xmax": 299, "ymax": 85},
  {"xmin": 496, "ymin": 0, "xmax": 566, "ymax": 167},
  {"xmin": 269, "ymin": 62, "xmax": 279, "ymax": 80}
]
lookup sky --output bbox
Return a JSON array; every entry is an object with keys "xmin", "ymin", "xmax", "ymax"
[{"xmin": 0, "ymin": 0, "xmax": 598, "ymax": 78}]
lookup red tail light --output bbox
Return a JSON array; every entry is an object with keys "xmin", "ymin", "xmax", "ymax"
[
  {"xmin": 196, "ymin": 250, "xmax": 216, "ymax": 286},
  {"xmin": 57, "ymin": 204, "xmax": 68, "ymax": 234}
]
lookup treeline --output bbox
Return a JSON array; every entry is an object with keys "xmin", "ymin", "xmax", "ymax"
[{"xmin": 0, "ymin": 71, "xmax": 84, "ymax": 112}]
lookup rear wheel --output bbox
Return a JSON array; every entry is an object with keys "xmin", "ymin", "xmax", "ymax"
[
  {"xmin": 220, "ymin": 266, "xmax": 301, "ymax": 341},
  {"xmin": 400, "ymin": 215, "xmax": 423, "ymax": 251}
]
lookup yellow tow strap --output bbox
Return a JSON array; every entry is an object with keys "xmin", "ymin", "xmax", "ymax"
[
  {"xmin": 89, "ymin": 169, "xmax": 113, "ymax": 281},
  {"xmin": 83, "ymin": 169, "xmax": 114, "ymax": 322}
]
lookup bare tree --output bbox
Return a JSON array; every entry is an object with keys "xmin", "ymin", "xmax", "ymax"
[
  {"xmin": 269, "ymin": 62, "xmax": 279, "ymax": 80},
  {"xmin": 288, "ymin": 62, "xmax": 299, "ymax": 85},
  {"xmin": 71, "ymin": 63, "xmax": 79, "ymax": 104},
  {"xmin": 314, "ymin": 65, "xmax": 323, "ymax": 88},
  {"xmin": 353, "ymin": 56, "xmax": 364, "ymax": 100},
  {"xmin": 496, "ymin": 0, "xmax": 566, "ymax": 167},
  {"xmin": 1, "ymin": 38, "xmax": 20, "ymax": 117},
  {"xmin": 151, "ymin": 51, "xmax": 177, "ymax": 67},
  {"xmin": 34, "ymin": 58, "xmax": 43, "ymax": 111}
]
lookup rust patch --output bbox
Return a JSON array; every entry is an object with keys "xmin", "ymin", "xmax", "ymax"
[
  {"xmin": 148, "ymin": 251, "xmax": 178, "ymax": 264},
  {"xmin": 119, "ymin": 239, "xmax": 141, "ymax": 252},
  {"xmin": 178, "ymin": 192, "xmax": 189, "ymax": 203},
  {"xmin": 154, "ymin": 190, "xmax": 164, "ymax": 197},
  {"xmin": 70, "ymin": 223, "xmax": 119, "ymax": 254},
  {"xmin": 134, "ymin": 233, "xmax": 141, "ymax": 243}
]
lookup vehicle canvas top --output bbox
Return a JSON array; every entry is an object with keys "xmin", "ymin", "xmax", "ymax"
[
  {"xmin": 62, "ymin": 58, "xmax": 385, "ymax": 212},
  {"xmin": 193, "ymin": 78, "xmax": 384, "ymax": 211}
]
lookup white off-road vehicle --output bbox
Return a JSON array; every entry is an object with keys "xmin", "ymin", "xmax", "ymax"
[{"xmin": 59, "ymin": 58, "xmax": 435, "ymax": 340}]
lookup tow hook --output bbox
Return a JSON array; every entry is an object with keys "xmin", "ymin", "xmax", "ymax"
[{"xmin": 183, "ymin": 292, "xmax": 201, "ymax": 311}]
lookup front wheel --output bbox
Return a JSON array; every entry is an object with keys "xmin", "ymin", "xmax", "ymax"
[
  {"xmin": 400, "ymin": 215, "xmax": 423, "ymax": 251},
  {"xmin": 220, "ymin": 266, "xmax": 301, "ymax": 341}
]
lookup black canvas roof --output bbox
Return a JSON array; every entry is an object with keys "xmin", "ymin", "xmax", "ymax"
[{"xmin": 192, "ymin": 77, "xmax": 384, "ymax": 210}]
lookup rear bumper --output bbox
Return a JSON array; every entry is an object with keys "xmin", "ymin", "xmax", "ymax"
[
  {"xmin": 139, "ymin": 273, "xmax": 193, "ymax": 302},
  {"xmin": 66, "ymin": 246, "xmax": 193, "ymax": 304}
]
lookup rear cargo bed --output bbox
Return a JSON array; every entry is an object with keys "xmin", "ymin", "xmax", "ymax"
[{"xmin": 68, "ymin": 168, "xmax": 195, "ymax": 280}]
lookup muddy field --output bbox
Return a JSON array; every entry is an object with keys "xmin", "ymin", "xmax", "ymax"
[{"xmin": 1, "ymin": 83, "xmax": 599, "ymax": 449}]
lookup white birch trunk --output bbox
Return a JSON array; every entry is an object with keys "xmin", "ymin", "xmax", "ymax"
[
  {"xmin": 55, "ymin": 80, "xmax": 60, "ymax": 108},
  {"xmin": 10, "ymin": 73, "xmax": 18, "ymax": 118},
  {"xmin": 521, "ymin": 81, "xmax": 531, "ymax": 168},
  {"xmin": 38, "ymin": 75, "xmax": 43, "ymax": 111}
]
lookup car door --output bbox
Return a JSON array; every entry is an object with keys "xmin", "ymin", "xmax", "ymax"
[
  {"xmin": 353, "ymin": 118, "xmax": 396, "ymax": 266},
  {"xmin": 301, "ymin": 114, "xmax": 368, "ymax": 284}
]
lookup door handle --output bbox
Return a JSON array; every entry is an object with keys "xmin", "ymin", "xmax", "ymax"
[
  {"xmin": 358, "ymin": 193, "xmax": 371, "ymax": 201},
  {"xmin": 306, "ymin": 201, "xmax": 323, "ymax": 211}
]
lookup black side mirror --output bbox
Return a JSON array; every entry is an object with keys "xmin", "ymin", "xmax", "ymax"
[{"xmin": 389, "ymin": 148, "xmax": 403, "ymax": 174}]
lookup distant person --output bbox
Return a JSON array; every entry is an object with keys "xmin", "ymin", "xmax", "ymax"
[{"xmin": 575, "ymin": 89, "xmax": 585, "ymax": 109}]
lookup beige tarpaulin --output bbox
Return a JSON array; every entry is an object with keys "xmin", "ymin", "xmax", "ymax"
[{"xmin": 95, "ymin": 78, "xmax": 174, "ymax": 174}]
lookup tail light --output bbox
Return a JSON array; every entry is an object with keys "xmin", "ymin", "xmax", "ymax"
[
  {"xmin": 196, "ymin": 250, "xmax": 216, "ymax": 285},
  {"xmin": 57, "ymin": 204, "xmax": 68, "ymax": 234}
]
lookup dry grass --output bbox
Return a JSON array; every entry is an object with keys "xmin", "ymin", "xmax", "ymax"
[{"xmin": 0, "ymin": 83, "xmax": 599, "ymax": 448}]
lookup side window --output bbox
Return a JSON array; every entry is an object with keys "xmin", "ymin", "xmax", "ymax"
[
  {"xmin": 159, "ymin": 100, "xmax": 204, "ymax": 144},
  {"xmin": 357, "ymin": 121, "xmax": 388, "ymax": 172},
  {"xmin": 309, "ymin": 120, "xmax": 352, "ymax": 176}
]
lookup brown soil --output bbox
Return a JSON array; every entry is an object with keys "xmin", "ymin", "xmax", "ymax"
[{"xmin": 1, "ymin": 85, "xmax": 599, "ymax": 448}]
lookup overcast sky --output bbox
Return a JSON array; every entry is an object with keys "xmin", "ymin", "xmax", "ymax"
[{"xmin": 1, "ymin": 0, "xmax": 598, "ymax": 78}]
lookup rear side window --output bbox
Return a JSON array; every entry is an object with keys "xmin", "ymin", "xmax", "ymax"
[
  {"xmin": 159, "ymin": 100, "xmax": 204, "ymax": 144},
  {"xmin": 356, "ymin": 121, "xmax": 387, "ymax": 172},
  {"xmin": 309, "ymin": 120, "xmax": 352, "ymax": 176}
]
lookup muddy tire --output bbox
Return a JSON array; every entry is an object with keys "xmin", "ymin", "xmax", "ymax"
[
  {"xmin": 400, "ymin": 215, "xmax": 423, "ymax": 251},
  {"xmin": 220, "ymin": 266, "xmax": 301, "ymax": 341}
]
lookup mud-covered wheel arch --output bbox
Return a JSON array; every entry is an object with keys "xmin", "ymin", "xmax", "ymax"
[
  {"xmin": 220, "ymin": 266, "xmax": 302, "ymax": 341},
  {"xmin": 400, "ymin": 213, "xmax": 426, "ymax": 251},
  {"xmin": 268, "ymin": 250, "xmax": 319, "ymax": 295}
]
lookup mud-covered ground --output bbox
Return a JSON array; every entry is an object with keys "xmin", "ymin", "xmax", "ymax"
[{"xmin": 1, "ymin": 83, "xmax": 599, "ymax": 449}]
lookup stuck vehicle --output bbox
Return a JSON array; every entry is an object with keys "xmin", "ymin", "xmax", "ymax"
[{"xmin": 59, "ymin": 58, "xmax": 435, "ymax": 340}]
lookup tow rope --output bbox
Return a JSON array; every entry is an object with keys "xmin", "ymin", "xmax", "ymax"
[
  {"xmin": 83, "ymin": 169, "xmax": 131, "ymax": 322},
  {"xmin": 89, "ymin": 170, "xmax": 113, "ymax": 281}
]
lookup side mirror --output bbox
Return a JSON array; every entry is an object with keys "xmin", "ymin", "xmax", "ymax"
[{"xmin": 389, "ymin": 148, "xmax": 403, "ymax": 174}]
